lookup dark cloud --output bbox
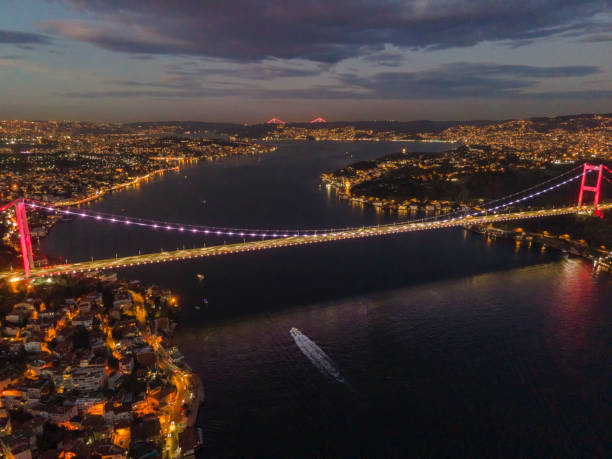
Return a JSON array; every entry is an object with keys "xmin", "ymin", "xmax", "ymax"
[
  {"xmin": 161, "ymin": 61, "xmax": 324, "ymax": 81},
  {"xmin": 39, "ymin": 20, "xmax": 187, "ymax": 54},
  {"xmin": 129, "ymin": 55, "xmax": 155, "ymax": 60},
  {"xmin": 338, "ymin": 63, "xmax": 602, "ymax": 99},
  {"xmin": 100, "ymin": 61, "xmax": 327, "ymax": 95},
  {"xmin": 453, "ymin": 63, "xmax": 600, "ymax": 78},
  {"xmin": 44, "ymin": 0, "xmax": 611, "ymax": 63},
  {"xmin": 362, "ymin": 51, "xmax": 405, "ymax": 67},
  {"xmin": 60, "ymin": 85, "xmax": 358, "ymax": 99},
  {"xmin": 61, "ymin": 89, "xmax": 209, "ymax": 98},
  {"xmin": 526, "ymin": 89, "xmax": 612, "ymax": 99},
  {"xmin": 581, "ymin": 34, "xmax": 612, "ymax": 42},
  {"xmin": 62, "ymin": 62, "xmax": 603, "ymax": 101},
  {"xmin": 0, "ymin": 29, "xmax": 50, "ymax": 45}
]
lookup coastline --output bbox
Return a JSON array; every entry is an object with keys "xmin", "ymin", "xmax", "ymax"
[
  {"xmin": 53, "ymin": 144, "xmax": 274, "ymax": 208},
  {"xmin": 2, "ymin": 145, "xmax": 275, "ymax": 269},
  {"xmin": 466, "ymin": 224, "xmax": 612, "ymax": 273},
  {"xmin": 321, "ymin": 180, "xmax": 465, "ymax": 215},
  {"xmin": 55, "ymin": 165, "xmax": 181, "ymax": 207},
  {"xmin": 322, "ymin": 176, "xmax": 612, "ymax": 274}
]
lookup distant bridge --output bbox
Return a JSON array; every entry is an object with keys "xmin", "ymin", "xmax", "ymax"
[
  {"xmin": 266, "ymin": 118, "xmax": 286, "ymax": 124},
  {"xmin": 265, "ymin": 117, "xmax": 327, "ymax": 124}
]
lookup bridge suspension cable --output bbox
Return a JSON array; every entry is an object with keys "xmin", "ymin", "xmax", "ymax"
[
  {"xmin": 2, "ymin": 164, "xmax": 609, "ymax": 280},
  {"xmin": 23, "ymin": 164, "xmax": 591, "ymax": 240}
]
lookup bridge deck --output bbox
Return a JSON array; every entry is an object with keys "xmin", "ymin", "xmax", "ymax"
[{"xmin": 2, "ymin": 204, "xmax": 610, "ymax": 281}]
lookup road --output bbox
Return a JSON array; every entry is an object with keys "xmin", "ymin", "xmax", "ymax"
[
  {"xmin": 148, "ymin": 336, "xmax": 194, "ymax": 458},
  {"xmin": 2, "ymin": 204, "xmax": 610, "ymax": 281}
]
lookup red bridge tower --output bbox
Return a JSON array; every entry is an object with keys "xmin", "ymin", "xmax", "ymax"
[
  {"xmin": 0, "ymin": 198, "xmax": 34, "ymax": 278},
  {"xmin": 578, "ymin": 163, "xmax": 603, "ymax": 217}
]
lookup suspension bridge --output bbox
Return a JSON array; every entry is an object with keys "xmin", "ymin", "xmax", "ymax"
[{"xmin": 1, "ymin": 163, "xmax": 610, "ymax": 282}]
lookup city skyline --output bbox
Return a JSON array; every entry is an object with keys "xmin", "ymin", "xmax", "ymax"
[
  {"xmin": 2, "ymin": 3, "xmax": 612, "ymax": 458},
  {"xmin": 1, "ymin": 0, "xmax": 612, "ymax": 122}
]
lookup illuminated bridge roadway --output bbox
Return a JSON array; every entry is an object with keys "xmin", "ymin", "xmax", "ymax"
[{"xmin": 2, "ymin": 203, "xmax": 609, "ymax": 282}]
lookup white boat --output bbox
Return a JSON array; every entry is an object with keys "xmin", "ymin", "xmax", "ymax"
[
  {"xmin": 196, "ymin": 273, "xmax": 205, "ymax": 280},
  {"xmin": 290, "ymin": 327, "xmax": 344, "ymax": 382}
]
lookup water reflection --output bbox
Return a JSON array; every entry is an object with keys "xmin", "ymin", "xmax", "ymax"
[{"xmin": 174, "ymin": 261, "xmax": 612, "ymax": 457}]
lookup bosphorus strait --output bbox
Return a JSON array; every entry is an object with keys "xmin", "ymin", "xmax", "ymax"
[{"xmin": 39, "ymin": 141, "xmax": 612, "ymax": 457}]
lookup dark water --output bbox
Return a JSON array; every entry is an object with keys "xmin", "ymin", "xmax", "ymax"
[{"xmin": 42, "ymin": 141, "xmax": 612, "ymax": 457}]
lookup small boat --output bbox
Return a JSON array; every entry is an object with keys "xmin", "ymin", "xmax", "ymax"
[
  {"xmin": 195, "ymin": 305, "xmax": 201, "ymax": 310},
  {"xmin": 290, "ymin": 327, "xmax": 345, "ymax": 383},
  {"xmin": 202, "ymin": 298, "xmax": 209, "ymax": 304},
  {"xmin": 196, "ymin": 273, "xmax": 205, "ymax": 280}
]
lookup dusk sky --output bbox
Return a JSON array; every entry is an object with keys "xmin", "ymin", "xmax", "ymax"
[{"xmin": 1, "ymin": 0, "xmax": 611, "ymax": 122}]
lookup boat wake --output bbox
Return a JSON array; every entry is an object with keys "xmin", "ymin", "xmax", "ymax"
[{"xmin": 290, "ymin": 327, "xmax": 346, "ymax": 384}]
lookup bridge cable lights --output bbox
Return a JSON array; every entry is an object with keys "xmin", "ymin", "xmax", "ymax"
[
  {"xmin": 6, "ymin": 162, "xmax": 608, "ymax": 279},
  {"xmin": 27, "ymin": 200, "xmax": 329, "ymax": 236},
  {"xmin": 23, "ymin": 169, "xmax": 591, "ymax": 242},
  {"xmin": 23, "ymin": 164, "xmax": 587, "ymax": 240}
]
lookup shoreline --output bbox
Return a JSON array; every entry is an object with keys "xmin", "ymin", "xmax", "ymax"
[
  {"xmin": 54, "ymin": 165, "xmax": 182, "ymax": 207},
  {"xmin": 322, "ymin": 175, "xmax": 612, "ymax": 274},
  {"xmin": 2, "ymin": 146, "xmax": 275, "ymax": 270},
  {"xmin": 52, "ymin": 145, "xmax": 274, "ymax": 208},
  {"xmin": 322, "ymin": 181, "xmax": 466, "ymax": 214},
  {"xmin": 466, "ymin": 224, "xmax": 612, "ymax": 273}
]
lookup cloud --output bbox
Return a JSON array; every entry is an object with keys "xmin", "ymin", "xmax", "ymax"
[
  {"xmin": 528, "ymin": 89, "xmax": 612, "ymax": 99},
  {"xmin": 61, "ymin": 62, "xmax": 603, "ymax": 101},
  {"xmin": 97, "ymin": 60, "xmax": 328, "ymax": 97},
  {"xmin": 39, "ymin": 20, "xmax": 188, "ymax": 54},
  {"xmin": 44, "ymin": 0, "xmax": 611, "ymax": 63},
  {"xmin": 0, "ymin": 29, "xmax": 50, "ymax": 45},
  {"xmin": 59, "ymin": 85, "xmax": 360, "ymax": 99},
  {"xmin": 362, "ymin": 51, "xmax": 405, "ymax": 67},
  {"xmin": 61, "ymin": 89, "xmax": 207, "ymax": 98},
  {"xmin": 129, "ymin": 55, "xmax": 155, "ymax": 60},
  {"xmin": 160, "ymin": 60, "xmax": 324, "ymax": 82},
  {"xmin": 337, "ymin": 63, "xmax": 602, "ymax": 99},
  {"xmin": 452, "ymin": 63, "xmax": 600, "ymax": 78},
  {"xmin": 581, "ymin": 33, "xmax": 612, "ymax": 42}
]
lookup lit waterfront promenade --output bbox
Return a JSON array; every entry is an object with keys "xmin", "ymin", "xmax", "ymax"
[{"xmin": 2, "ymin": 203, "xmax": 610, "ymax": 282}]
